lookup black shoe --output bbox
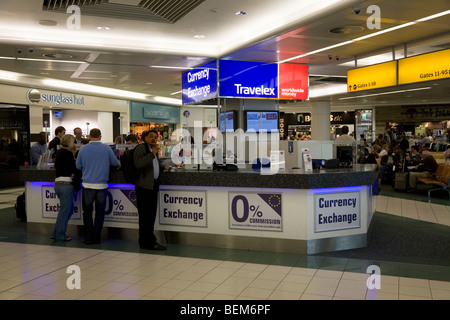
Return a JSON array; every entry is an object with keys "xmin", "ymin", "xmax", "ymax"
[{"xmin": 141, "ymin": 243, "xmax": 167, "ymax": 251}]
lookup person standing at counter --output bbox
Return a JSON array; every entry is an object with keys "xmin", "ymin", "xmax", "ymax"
[
  {"xmin": 51, "ymin": 134, "xmax": 79, "ymax": 242},
  {"xmin": 76, "ymin": 128, "xmax": 119, "ymax": 245},
  {"xmin": 74, "ymin": 127, "xmax": 83, "ymax": 145},
  {"xmin": 30, "ymin": 132, "xmax": 47, "ymax": 165},
  {"xmin": 133, "ymin": 130, "xmax": 170, "ymax": 250},
  {"xmin": 48, "ymin": 126, "xmax": 66, "ymax": 159},
  {"xmin": 335, "ymin": 126, "xmax": 356, "ymax": 143}
]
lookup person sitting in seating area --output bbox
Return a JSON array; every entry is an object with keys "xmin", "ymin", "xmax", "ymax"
[
  {"xmin": 444, "ymin": 144, "xmax": 450, "ymax": 165},
  {"xmin": 407, "ymin": 145, "xmax": 422, "ymax": 164},
  {"xmin": 379, "ymin": 147, "xmax": 401, "ymax": 184},
  {"xmin": 407, "ymin": 150, "xmax": 438, "ymax": 193}
]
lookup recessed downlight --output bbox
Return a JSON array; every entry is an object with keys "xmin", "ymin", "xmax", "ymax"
[
  {"xmin": 235, "ymin": 11, "xmax": 247, "ymax": 16},
  {"xmin": 97, "ymin": 26, "xmax": 110, "ymax": 30},
  {"xmin": 329, "ymin": 25, "xmax": 364, "ymax": 35},
  {"xmin": 39, "ymin": 20, "xmax": 58, "ymax": 26},
  {"xmin": 194, "ymin": 34, "xmax": 205, "ymax": 39},
  {"xmin": 42, "ymin": 53, "xmax": 74, "ymax": 60}
]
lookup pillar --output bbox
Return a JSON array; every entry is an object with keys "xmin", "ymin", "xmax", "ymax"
[{"xmin": 310, "ymin": 100, "xmax": 331, "ymax": 140}]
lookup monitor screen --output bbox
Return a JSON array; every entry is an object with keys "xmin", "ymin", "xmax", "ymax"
[
  {"xmin": 246, "ymin": 111, "xmax": 279, "ymax": 133},
  {"xmin": 219, "ymin": 111, "xmax": 235, "ymax": 132},
  {"xmin": 336, "ymin": 145, "xmax": 353, "ymax": 166},
  {"xmin": 53, "ymin": 111, "xmax": 62, "ymax": 118}
]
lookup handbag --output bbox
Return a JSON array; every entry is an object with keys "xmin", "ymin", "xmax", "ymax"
[{"xmin": 72, "ymin": 169, "xmax": 82, "ymax": 192}]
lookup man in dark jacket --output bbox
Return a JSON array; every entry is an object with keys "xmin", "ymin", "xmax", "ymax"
[
  {"xmin": 133, "ymin": 130, "xmax": 170, "ymax": 250},
  {"xmin": 48, "ymin": 126, "xmax": 66, "ymax": 159}
]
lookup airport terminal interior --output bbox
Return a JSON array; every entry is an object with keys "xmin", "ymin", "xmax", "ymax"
[{"xmin": 0, "ymin": 0, "xmax": 450, "ymax": 304}]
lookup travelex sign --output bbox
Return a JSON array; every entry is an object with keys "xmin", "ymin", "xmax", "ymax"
[
  {"xmin": 314, "ymin": 191, "xmax": 360, "ymax": 232},
  {"xmin": 182, "ymin": 60, "xmax": 218, "ymax": 104},
  {"xmin": 219, "ymin": 60, "xmax": 278, "ymax": 99},
  {"xmin": 27, "ymin": 89, "xmax": 85, "ymax": 106},
  {"xmin": 182, "ymin": 60, "xmax": 308, "ymax": 103}
]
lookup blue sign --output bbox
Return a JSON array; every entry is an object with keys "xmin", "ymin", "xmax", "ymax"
[
  {"xmin": 219, "ymin": 60, "xmax": 278, "ymax": 99},
  {"xmin": 182, "ymin": 60, "xmax": 218, "ymax": 104}
]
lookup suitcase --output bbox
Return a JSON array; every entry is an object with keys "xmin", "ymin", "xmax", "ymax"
[{"xmin": 394, "ymin": 172, "xmax": 409, "ymax": 191}]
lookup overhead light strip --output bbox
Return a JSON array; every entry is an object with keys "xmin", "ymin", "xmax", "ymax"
[
  {"xmin": 150, "ymin": 65, "xmax": 192, "ymax": 70},
  {"xmin": 279, "ymin": 10, "xmax": 450, "ymax": 64},
  {"xmin": 17, "ymin": 58, "xmax": 85, "ymax": 64}
]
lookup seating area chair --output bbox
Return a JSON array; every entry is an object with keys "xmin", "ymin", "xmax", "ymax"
[{"xmin": 417, "ymin": 164, "xmax": 450, "ymax": 203}]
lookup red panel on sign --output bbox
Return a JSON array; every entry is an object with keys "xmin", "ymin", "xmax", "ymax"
[{"xmin": 278, "ymin": 64, "xmax": 308, "ymax": 100}]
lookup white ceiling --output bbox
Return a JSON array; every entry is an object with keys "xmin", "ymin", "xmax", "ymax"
[{"xmin": 0, "ymin": 0, "xmax": 450, "ymax": 110}]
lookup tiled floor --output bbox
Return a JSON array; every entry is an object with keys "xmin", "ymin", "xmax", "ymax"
[{"xmin": 0, "ymin": 186, "xmax": 449, "ymax": 301}]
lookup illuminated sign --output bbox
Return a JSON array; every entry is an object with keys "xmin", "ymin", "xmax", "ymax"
[
  {"xmin": 398, "ymin": 48, "xmax": 450, "ymax": 85},
  {"xmin": 229, "ymin": 192, "xmax": 282, "ymax": 231},
  {"xmin": 347, "ymin": 61, "xmax": 397, "ymax": 92},
  {"xmin": 278, "ymin": 64, "xmax": 309, "ymax": 100},
  {"xmin": 182, "ymin": 60, "xmax": 218, "ymax": 104},
  {"xmin": 159, "ymin": 190, "xmax": 207, "ymax": 227},
  {"xmin": 219, "ymin": 60, "xmax": 278, "ymax": 99},
  {"xmin": 314, "ymin": 191, "xmax": 361, "ymax": 232},
  {"xmin": 27, "ymin": 88, "xmax": 85, "ymax": 106}
]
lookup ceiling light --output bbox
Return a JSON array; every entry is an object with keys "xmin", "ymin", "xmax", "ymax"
[
  {"xmin": 235, "ymin": 11, "xmax": 247, "ymax": 16},
  {"xmin": 194, "ymin": 34, "xmax": 205, "ymax": 39},
  {"xmin": 150, "ymin": 65, "xmax": 192, "ymax": 70},
  {"xmin": 39, "ymin": 20, "xmax": 58, "ymax": 27},
  {"xmin": 17, "ymin": 57, "xmax": 84, "ymax": 64},
  {"xmin": 0, "ymin": 71, "xmax": 19, "ymax": 81},
  {"xmin": 170, "ymin": 90, "xmax": 182, "ymax": 95},
  {"xmin": 97, "ymin": 26, "xmax": 110, "ymax": 30}
]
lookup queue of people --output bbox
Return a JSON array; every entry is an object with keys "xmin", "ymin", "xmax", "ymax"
[{"xmin": 42, "ymin": 126, "xmax": 167, "ymax": 251}]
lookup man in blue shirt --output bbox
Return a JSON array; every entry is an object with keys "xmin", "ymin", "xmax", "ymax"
[
  {"xmin": 30, "ymin": 132, "xmax": 47, "ymax": 165},
  {"xmin": 76, "ymin": 128, "xmax": 119, "ymax": 244}
]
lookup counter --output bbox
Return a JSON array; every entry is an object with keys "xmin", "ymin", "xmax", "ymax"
[{"xmin": 20, "ymin": 164, "xmax": 379, "ymax": 254}]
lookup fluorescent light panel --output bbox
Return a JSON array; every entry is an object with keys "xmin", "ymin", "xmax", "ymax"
[{"xmin": 279, "ymin": 9, "xmax": 450, "ymax": 64}]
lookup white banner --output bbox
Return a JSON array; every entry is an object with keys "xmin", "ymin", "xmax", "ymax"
[
  {"xmin": 159, "ymin": 190, "xmax": 207, "ymax": 227},
  {"xmin": 41, "ymin": 186, "xmax": 82, "ymax": 219},
  {"xmin": 229, "ymin": 192, "xmax": 282, "ymax": 231},
  {"xmin": 314, "ymin": 191, "xmax": 360, "ymax": 232},
  {"xmin": 103, "ymin": 188, "xmax": 139, "ymax": 223}
]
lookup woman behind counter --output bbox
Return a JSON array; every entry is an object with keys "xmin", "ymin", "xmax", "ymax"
[{"xmin": 50, "ymin": 134, "xmax": 81, "ymax": 242}]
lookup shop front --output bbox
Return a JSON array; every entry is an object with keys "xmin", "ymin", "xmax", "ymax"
[
  {"xmin": 0, "ymin": 83, "xmax": 129, "ymax": 187},
  {"xmin": 282, "ymin": 111, "xmax": 356, "ymax": 141},
  {"xmin": 129, "ymin": 101, "xmax": 179, "ymax": 142}
]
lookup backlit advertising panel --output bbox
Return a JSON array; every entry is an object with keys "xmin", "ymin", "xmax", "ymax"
[
  {"xmin": 278, "ymin": 64, "xmax": 309, "ymax": 100},
  {"xmin": 219, "ymin": 60, "xmax": 278, "ymax": 99},
  {"xmin": 182, "ymin": 60, "xmax": 218, "ymax": 104}
]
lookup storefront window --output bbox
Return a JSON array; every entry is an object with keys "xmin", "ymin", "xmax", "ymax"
[{"xmin": 0, "ymin": 104, "xmax": 29, "ymax": 188}]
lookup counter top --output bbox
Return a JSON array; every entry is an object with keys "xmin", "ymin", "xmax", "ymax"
[{"xmin": 20, "ymin": 164, "xmax": 378, "ymax": 189}]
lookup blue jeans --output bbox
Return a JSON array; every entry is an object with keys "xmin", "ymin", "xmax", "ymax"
[
  {"xmin": 51, "ymin": 183, "xmax": 74, "ymax": 241},
  {"xmin": 82, "ymin": 188, "xmax": 107, "ymax": 243}
]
